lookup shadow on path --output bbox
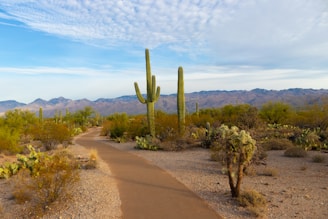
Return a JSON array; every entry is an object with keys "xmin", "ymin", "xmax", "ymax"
[{"xmin": 75, "ymin": 128, "xmax": 222, "ymax": 219}]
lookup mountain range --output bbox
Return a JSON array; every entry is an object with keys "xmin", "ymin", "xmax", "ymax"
[{"xmin": 1, "ymin": 88, "xmax": 328, "ymax": 117}]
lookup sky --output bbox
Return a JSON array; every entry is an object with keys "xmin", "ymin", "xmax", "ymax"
[{"xmin": 0, "ymin": 0, "xmax": 327, "ymax": 103}]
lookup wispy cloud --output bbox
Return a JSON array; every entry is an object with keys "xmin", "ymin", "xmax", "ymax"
[
  {"xmin": 0, "ymin": 66, "xmax": 112, "ymax": 76},
  {"xmin": 1, "ymin": 0, "xmax": 327, "ymax": 66},
  {"xmin": 0, "ymin": 0, "xmax": 226, "ymax": 50}
]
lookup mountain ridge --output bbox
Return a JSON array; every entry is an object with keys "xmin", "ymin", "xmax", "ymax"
[{"xmin": 1, "ymin": 88, "xmax": 328, "ymax": 117}]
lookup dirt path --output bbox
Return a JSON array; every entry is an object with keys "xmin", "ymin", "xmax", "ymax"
[{"xmin": 75, "ymin": 128, "xmax": 222, "ymax": 219}]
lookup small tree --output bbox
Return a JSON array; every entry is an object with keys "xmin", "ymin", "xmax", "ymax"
[
  {"xmin": 216, "ymin": 124, "xmax": 257, "ymax": 197},
  {"xmin": 259, "ymin": 101, "xmax": 291, "ymax": 124}
]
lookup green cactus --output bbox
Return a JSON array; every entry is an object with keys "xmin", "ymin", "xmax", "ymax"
[
  {"xmin": 39, "ymin": 107, "xmax": 43, "ymax": 123},
  {"xmin": 195, "ymin": 102, "xmax": 199, "ymax": 117},
  {"xmin": 177, "ymin": 66, "xmax": 185, "ymax": 135},
  {"xmin": 134, "ymin": 49, "xmax": 160, "ymax": 137}
]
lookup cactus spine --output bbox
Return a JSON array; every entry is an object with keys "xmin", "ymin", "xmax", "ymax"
[
  {"xmin": 177, "ymin": 66, "xmax": 185, "ymax": 135},
  {"xmin": 134, "ymin": 49, "xmax": 160, "ymax": 137}
]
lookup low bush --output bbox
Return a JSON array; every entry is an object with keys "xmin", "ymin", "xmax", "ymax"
[
  {"xmin": 262, "ymin": 138, "xmax": 294, "ymax": 150},
  {"xmin": 284, "ymin": 147, "xmax": 307, "ymax": 157},
  {"xmin": 312, "ymin": 154, "xmax": 326, "ymax": 163},
  {"xmin": 84, "ymin": 149, "xmax": 98, "ymax": 169},
  {"xmin": 12, "ymin": 149, "xmax": 80, "ymax": 217},
  {"xmin": 237, "ymin": 189, "xmax": 267, "ymax": 217},
  {"xmin": 0, "ymin": 127, "xmax": 23, "ymax": 154}
]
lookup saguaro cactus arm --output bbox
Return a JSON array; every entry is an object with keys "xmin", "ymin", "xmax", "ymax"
[
  {"xmin": 134, "ymin": 82, "xmax": 146, "ymax": 104},
  {"xmin": 151, "ymin": 75, "xmax": 160, "ymax": 102}
]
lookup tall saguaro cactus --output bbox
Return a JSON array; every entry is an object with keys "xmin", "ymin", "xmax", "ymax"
[
  {"xmin": 134, "ymin": 49, "xmax": 160, "ymax": 137},
  {"xmin": 177, "ymin": 66, "xmax": 185, "ymax": 135}
]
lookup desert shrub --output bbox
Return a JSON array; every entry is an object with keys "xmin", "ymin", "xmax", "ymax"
[
  {"xmin": 262, "ymin": 138, "xmax": 294, "ymax": 150},
  {"xmin": 312, "ymin": 154, "xmax": 326, "ymax": 163},
  {"xmin": 237, "ymin": 189, "xmax": 267, "ymax": 217},
  {"xmin": 244, "ymin": 165, "xmax": 257, "ymax": 177},
  {"xmin": 127, "ymin": 115, "xmax": 149, "ymax": 138},
  {"xmin": 259, "ymin": 101, "xmax": 291, "ymax": 124},
  {"xmin": 0, "ymin": 126, "xmax": 23, "ymax": 154},
  {"xmin": 13, "ymin": 149, "xmax": 79, "ymax": 216},
  {"xmin": 220, "ymin": 104, "xmax": 260, "ymax": 130},
  {"xmin": 294, "ymin": 128, "xmax": 321, "ymax": 151},
  {"xmin": 155, "ymin": 112, "xmax": 179, "ymax": 141},
  {"xmin": 284, "ymin": 147, "xmax": 307, "ymax": 157},
  {"xmin": 106, "ymin": 113, "xmax": 129, "ymax": 139},
  {"xmin": 37, "ymin": 121, "xmax": 72, "ymax": 150},
  {"xmin": 83, "ymin": 149, "xmax": 98, "ymax": 169},
  {"xmin": 135, "ymin": 136, "xmax": 160, "ymax": 151},
  {"xmin": 12, "ymin": 168, "xmax": 33, "ymax": 204}
]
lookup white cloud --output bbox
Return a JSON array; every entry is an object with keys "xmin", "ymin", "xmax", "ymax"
[
  {"xmin": 207, "ymin": 0, "xmax": 328, "ymax": 68},
  {"xmin": 0, "ymin": 66, "xmax": 111, "ymax": 76},
  {"xmin": 0, "ymin": 0, "xmax": 227, "ymax": 50},
  {"xmin": 1, "ymin": 0, "xmax": 327, "ymax": 68}
]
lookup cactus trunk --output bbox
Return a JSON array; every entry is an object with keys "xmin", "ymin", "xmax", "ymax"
[
  {"xmin": 134, "ymin": 49, "xmax": 160, "ymax": 137},
  {"xmin": 39, "ymin": 107, "xmax": 43, "ymax": 123},
  {"xmin": 177, "ymin": 66, "xmax": 185, "ymax": 135}
]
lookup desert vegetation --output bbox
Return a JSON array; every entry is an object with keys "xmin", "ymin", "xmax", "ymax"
[{"xmin": 0, "ymin": 106, "xmax": 100, "ymax": 217}]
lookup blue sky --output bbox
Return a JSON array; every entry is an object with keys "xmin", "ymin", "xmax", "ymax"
[{"xmin": 0, "ymin": 0, "xmax": 327, "ymax": 103}]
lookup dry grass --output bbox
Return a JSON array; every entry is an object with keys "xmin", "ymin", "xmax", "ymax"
[
  {"xmin": 284, "ymin": 147, "xmax": 307, "ymax": 157},
  {"xmin": 85, "ymin": 149, "xmax": 98, "ymax": 169},
  {"xmin": 12, "ymin": 149, "xmax": 80, "ymax": 217},
  {"xmin": 262, "ymin": 138, "xmax": 294, "ymax": 151},
  {"xmin": 312, "ymin": 154, "xmax": 326, "ymax": 163},
  {"xmin": 237, "ymin": 189, "xmax": 267, "ymax": 217}
]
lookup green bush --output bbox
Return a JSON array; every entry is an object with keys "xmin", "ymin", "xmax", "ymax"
[
  {"xmin": 284, "ymin": 147, "xmax": 307, "ymax": 157},
  {"xmin": 0, "ymin": 126, "xmax": 23, "ymax": 154}
]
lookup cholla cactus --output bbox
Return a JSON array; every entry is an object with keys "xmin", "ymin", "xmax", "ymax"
[
  {"xmin": 217, "ymin": 124, "xmax": 256, "ymax": 197},
  {"xmin": 134, "ymin": 49, "xmax": 160, "ymax": 137}
]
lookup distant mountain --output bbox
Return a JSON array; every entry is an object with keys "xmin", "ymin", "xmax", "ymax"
[
  {"xmin": 0, "ymin": 100, "xmax": 26, "ymax": 113},
  {"xmin": 1, "ymin": 88, "xmax": 328, "ymax": 117}
]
